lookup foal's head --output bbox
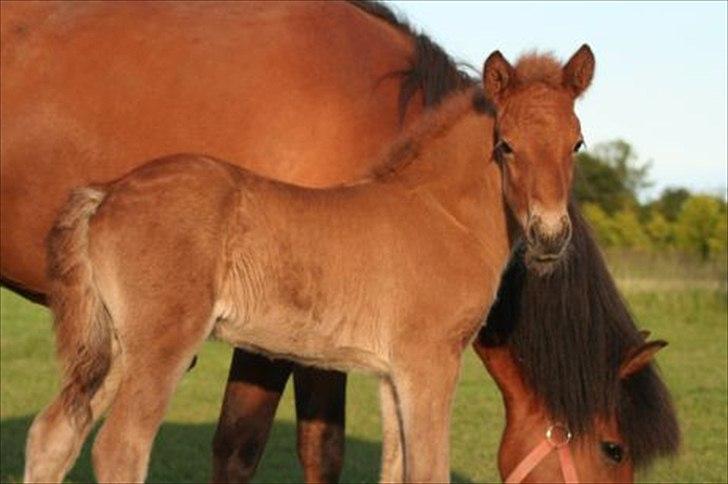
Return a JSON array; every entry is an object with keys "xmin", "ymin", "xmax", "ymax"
[
  {"xmin": 474, "ymin": 336, "xmax": 667, "ymax": 483},
  {"xmin": 483, "ymin": 46, "xmax": 595, "ymax": 273}
]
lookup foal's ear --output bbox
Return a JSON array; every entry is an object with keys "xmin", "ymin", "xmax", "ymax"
[
  {"xmin": 483, "ymin": 50, "xmax": 514, "ymax": 102},
  {"xmin": 562, "ymin": 44, "xmax": 595, "ymax": 98},
  {"xmin": 618, "ymin": 340, "xmax": 667, "ymax": 380}
]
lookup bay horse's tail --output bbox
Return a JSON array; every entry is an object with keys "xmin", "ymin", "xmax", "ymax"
[{"xmin": 46, "ymin": 186, "xmax": 111, "ymax": 426}]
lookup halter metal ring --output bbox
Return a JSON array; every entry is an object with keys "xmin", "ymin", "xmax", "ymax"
[{"xmin": 545, "ymin": 423, "xmax": 572, "ymax": 448}]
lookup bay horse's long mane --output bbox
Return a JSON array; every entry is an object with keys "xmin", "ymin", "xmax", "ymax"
[
  {"xmin": 349, "ymin": 0, "xmax": 477, "ymax": 118},
  {"xmin": 481, "ymin": 203, "xmax": 680, "ymax": 467}
]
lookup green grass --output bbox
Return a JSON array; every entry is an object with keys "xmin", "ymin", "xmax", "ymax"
[{"xmin": 1, "ymin": 283, "xmax": 726, "ymax": 483}]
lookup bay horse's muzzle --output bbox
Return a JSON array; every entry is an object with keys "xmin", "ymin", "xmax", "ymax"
[{"xmin": 526, "ymin": 214, "xmax": 572, "ymax": 263}]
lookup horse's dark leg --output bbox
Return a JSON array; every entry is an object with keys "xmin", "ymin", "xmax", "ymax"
[
  {"xmin": 293, "ymin": 367, "xmax": 347, "ymax": 484},
  {"xmin": 211, "ymin": 348, "xmax": 293, "ymax": 483}
]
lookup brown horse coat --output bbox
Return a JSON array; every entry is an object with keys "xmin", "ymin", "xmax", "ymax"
[{"xmin": 0, "ymin": 1, "xmax": 418, "ymax": 293}]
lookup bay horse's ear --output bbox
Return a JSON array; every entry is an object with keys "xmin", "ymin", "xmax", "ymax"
[
  {"xmin": 483, "ymin": 50, "xmax": 514, "ymax": 103},
  {"xmin": 562, "ymin": 44, "xmax": 595, "ymax": 98},
  {"xmin": 639, "ymin": 329, "xmax": 651, "ymax": 340},
  {"xmin": 618, "ymin": 340, "xmax": 667, "ymax": 380}
]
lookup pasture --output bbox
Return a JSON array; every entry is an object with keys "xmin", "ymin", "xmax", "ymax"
[{"xmin": 1, "ymin": 256, "xmax": 726, "ymax": 483}]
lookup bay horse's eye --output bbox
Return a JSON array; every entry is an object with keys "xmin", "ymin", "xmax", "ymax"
[
  {"xmin": 573, "ymin": 140, "xmax": 585, "ymax": 153},
  {"xmin": 601, "ymin": 441, "xmax": 624, "ymax": 464}
]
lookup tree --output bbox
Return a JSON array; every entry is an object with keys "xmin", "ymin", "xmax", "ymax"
[
  {"xmin": 592, "ymin": 140, "xmax": 653, "ymax": 195},
  {"xmin": 645, "ymin": 211, "xmax": 674, "ymax": 249},
  {"xmin": 675, "ymin": 195, "xmax": 727, "ymax": 260},
  {"xmin": 612, "ymin": 208, "xmax": 650, "ymax": 249},
  {"xmin": 573, "ymin": 140, "xmax": 652, "ymax": 215},
  {"xmin": 581, "ymin": 202, "xmax": 619, "ymax": 246},
  {"xmin": 652, "ymin": 187, "xmax": 691, "ymax": 222}
]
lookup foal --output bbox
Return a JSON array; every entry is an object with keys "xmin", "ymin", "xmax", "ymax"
[{"xmin": 25, "ymin": 47, "xmax": 594, "ymax": 483}]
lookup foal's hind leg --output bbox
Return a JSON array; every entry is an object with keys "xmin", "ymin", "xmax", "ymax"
[
  {"xmin": 91, "ymin": 311, "xmax": 212, "ymax": 483},
  {"xmin": 24, "ymin": 348, "xmax": 123, "ymax": 483}
]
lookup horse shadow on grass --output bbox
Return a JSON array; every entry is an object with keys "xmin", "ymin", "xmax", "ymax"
[{"xmin": 1, "ymin": 415, "xmax": 472, "ymax": 483}]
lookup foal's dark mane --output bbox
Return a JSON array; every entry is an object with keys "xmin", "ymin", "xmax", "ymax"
[
  {"xmin": 480, "ymin": 201, "xmax": 680, "ymax": 467},
  {"xmin": 353, "ymin": 0, "xmax": 679, "ymax": 467}
]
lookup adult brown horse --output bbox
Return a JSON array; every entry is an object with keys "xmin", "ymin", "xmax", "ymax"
[
  {"xmin": 25, "ymin": 44, "xmax": 592, "ymax": 482},
  {"xmin": 1, "ymin": 2, "xmax": 457, "ymax": 480}
]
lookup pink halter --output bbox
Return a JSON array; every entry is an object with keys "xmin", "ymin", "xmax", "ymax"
[{"xmin": 505, "ymin": 423, "xmax": 579, "ymax": 483}]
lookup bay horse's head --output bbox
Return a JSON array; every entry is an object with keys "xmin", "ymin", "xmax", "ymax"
[
  {"xmin": 483, "ymin": 45, "xmax": 595, "ymax": 273},
  {"xmin": 474, "ymin": 336, "xmax": 668, "ymax": 483}
]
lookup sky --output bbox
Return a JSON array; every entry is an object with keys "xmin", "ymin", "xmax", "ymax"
[{"xmin": 388, "ymin": 1, "xmax": 727, "ymax": 200}]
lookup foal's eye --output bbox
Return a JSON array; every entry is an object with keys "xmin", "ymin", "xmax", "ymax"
[
  {"xmin": 573, "ymin": 140, "xmax": 585, "ymax": 153},
  {"xmin": 601, "ymin": 441, "xmax": 624, "ymax": 464}
]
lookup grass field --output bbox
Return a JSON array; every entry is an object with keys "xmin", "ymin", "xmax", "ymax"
[{"xmin": 1, "ymin": 265, "xmax": 726, "ymax": 482}]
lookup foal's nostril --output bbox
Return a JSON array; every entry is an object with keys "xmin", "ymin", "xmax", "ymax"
[
  {"xmin": 529, "ymin": 215, "xmax": 571, "ymax": 257},
  {"xmin": 527, "ymin": 221, "xmax": 539, "ymax": 246}
]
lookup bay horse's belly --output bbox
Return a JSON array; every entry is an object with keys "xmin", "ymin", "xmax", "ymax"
[{"xmin": 0, "ymin": 1, "xmax": 416, "ymax": 296}]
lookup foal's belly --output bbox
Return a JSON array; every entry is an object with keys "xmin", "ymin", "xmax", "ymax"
[{"xmin": 210, "ymin": 299, "xmax": 390, "ymax": 375}]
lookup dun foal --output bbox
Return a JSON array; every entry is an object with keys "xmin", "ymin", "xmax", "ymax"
[{"xmin": 25, "ymin": 47, "xmax": 595, "ymax": 483}]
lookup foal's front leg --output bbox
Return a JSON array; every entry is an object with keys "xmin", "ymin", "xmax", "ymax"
[
  {"xmin": 379, "ymin": 378, "xmax": 404, "ymax": 483},
  {"xmin": 393, "ymin": 350, "xmax": 461, "ymax": 483}
]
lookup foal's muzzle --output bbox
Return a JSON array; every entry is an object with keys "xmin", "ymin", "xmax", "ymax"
[{"xmin": 524, "ymin": 214, "xmax": 572, "ymax": 272}]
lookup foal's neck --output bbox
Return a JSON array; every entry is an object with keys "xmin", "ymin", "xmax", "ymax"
[
  {"xmin": 368, "ymin": 89, "xmax": 510, "ymax": 260},
  {"xmin": 368, "ymin": 87, "xmax": 493, "ymax": 185}
]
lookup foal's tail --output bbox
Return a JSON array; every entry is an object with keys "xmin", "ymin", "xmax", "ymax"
[{"xmin": 46, "ymin": 186, "xmax": 111, "ymax": 426}]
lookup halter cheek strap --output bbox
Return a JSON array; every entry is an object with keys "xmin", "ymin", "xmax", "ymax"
[{"xmin": 505, "ymin": 424, "xmax": 579, "ymax": 483}]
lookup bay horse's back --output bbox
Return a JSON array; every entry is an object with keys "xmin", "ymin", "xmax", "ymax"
[{"xmin": 1, "ymin": 1, "xmax": 414, "ymax": 293}]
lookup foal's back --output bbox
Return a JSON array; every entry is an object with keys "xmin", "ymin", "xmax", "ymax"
[
  {"xmin": 88, "ymin": 154, "xmax": 396, "ymax": 369},
  {"xmin": 88, "ymin": 155, "xmax": 240, "ymax": 328},
  {"xmin": 86, "ymin": 150, "xmax": 495, "ymax": 373}
]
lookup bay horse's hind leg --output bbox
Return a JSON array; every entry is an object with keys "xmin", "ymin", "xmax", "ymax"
[
  {"xmin": 293, "ymin": 366, "xmax": 347, "ymax": 483},
  {"xmin": 24, "ymin": 348, "xmax": 123, "ymax": 483},
  {"xmin": 91, "ymin": 308, "xmax": 213, "ymax": 483},
  {"xmin": 212, "ymin": 349, "xmax": 293, "ymax": 483}
]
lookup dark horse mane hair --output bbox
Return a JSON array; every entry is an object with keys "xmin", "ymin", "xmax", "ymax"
[
  {"xmin": 480, "ymin": 201, "xmax": 680, "ymax": 467},
  {"xmin": 352, "ymin": 0, "xmax": 679, "ymax": 467},
  {"xmin": 348, "ymin": 0, "xmax": 477, "ymax": 119}
]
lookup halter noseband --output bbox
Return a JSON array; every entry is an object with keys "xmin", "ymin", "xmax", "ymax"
[{"xmin": 505, "ymin": 423, "xmax": 579, "ymax": 483}]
